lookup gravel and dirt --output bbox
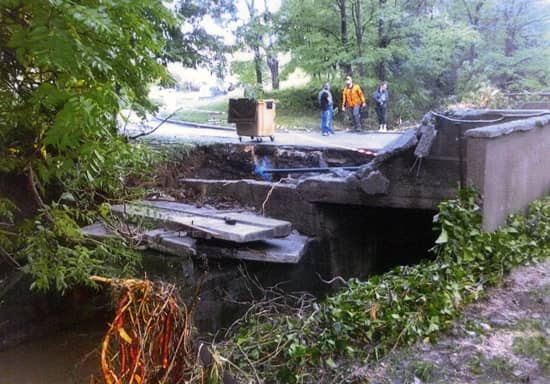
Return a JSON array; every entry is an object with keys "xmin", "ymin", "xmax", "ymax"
[{"xmin": 354, "ymin": 257, "xmax": 550, "ymax": 384}]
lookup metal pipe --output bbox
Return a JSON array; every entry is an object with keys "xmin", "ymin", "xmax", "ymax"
[{"xmin": 261, "ymin": 166, "xmax": 361, "ymax": 174}]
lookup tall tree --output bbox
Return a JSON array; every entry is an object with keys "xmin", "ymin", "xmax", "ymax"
[
  {"xmin": 277, "ymin": 0, "xmax": 348, "ymax": 78},
  {"xmin": 166, "ymin": 0, "xmax": 237, "ymax": 76},
  {"xmin": 338, "ymin": 0, "xmax": 353, "ymax": 74},
  {"xmin": 447, "ymin": 0, "xmax": 550, "ymax": 92},
  {"xmin": 263, "ymin": 0, "xmax": 280, "ymax": 89},
  {"xmin": 351, "ymin": 0, "xmax": 367, "ymax": 77},
  {"xmin": 242, "ymin": 0, "xmax": 264, "ymax": 86},
  {"xmin": 458, "ymin": 0, "xmax": 486, "ymax": 63},
  {"xmin": 375, "ymin": 0, "xmax": 387, "ymax": 80},
  {"xmin": 0, "ymin": 0, "xmax": 174, "ymax": 290}
]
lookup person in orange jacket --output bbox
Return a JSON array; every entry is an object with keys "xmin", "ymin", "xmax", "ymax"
[{"xmin": 341, "ymin": 76, "xmax": 366, "ymax": 132}]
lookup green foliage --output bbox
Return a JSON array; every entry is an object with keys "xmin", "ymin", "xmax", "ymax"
[
  {"xmin": 1, "ymin": 0, "xmax": 173, "ymax": 181},
  {"xmin": 0, "ymin": 0, "xmax": 172, "ymax": 290},
  {"xmin": 0, "ymin": 197, "xmax": 17, "ymax": 255},
  {"xmin": 270, "ymin": 0, "xmax": 550, "ymax": 120},
  {"xmin": 220, "ymin": 191, "xmax": 550, "ymax": 382},
  {"xmin": 410, "ymin": 360, "xmax": 435, "ymax": 382},
  {"xmin": 266, "ymin": 86, "xmax": 321, "ymax": 113},
  {"xmin": 165, "ymin": 0, "xmax": 237, "ymax": 75},
  {"xmin": 513, "ymin": 335, "xmax": 550, "ymax": 369},
  {"xmin": 230, "ymin": 60, "xmax": 266, "ymax": 89},
  {"xmin": 21, "ymin": 203, "xmax": 141, "ymax": 293},
  {"xmin": 56, "ymin": 140, "xmax": 161, "ymax": 210}
]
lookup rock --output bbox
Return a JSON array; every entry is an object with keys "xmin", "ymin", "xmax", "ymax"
[
  {"xmin": 359, "ymin": 171, "xmax": 390, "ymax": 195},
  {"xmin": 479, "ymin": 322, "xmax": 492, "ymax": 332},
  {"xmin": 489, "ymin": 317, "xmax": 509, "ymax": 328}
]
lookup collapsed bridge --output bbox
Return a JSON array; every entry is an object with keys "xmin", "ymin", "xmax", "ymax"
[
  {"xmin": 83, "ymin": 108, "xmax": 550, "ymax": 332},
  {"xmin": 177, "ymin": 109, "xmax": 550, "ymax": 233}
]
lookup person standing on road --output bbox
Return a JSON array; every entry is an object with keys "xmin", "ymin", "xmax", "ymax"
[
  {"xmin": 318, "ymin": 82, "xmax": 334, "ymax": 136},
  {"xmin": 341, "ymin": 76, "xmax": 366, "ymax": 132},
  {"xmin": 373, "ymin": 81, "xmax": 389, "ymax": 131}
]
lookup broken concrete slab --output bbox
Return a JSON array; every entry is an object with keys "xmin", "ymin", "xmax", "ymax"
[
  {"xmin": 297, "ymin": 151, "xmax": 459, "ymax": 209},
  {"xmin": 354, "ymin": 127, "xmax": 419, "ymax": 180},
  {"xmin": 195, "ymin": 231, "xmax": 311, "ymax": 264},
  {"xmin": 82, "ymin": 222, "xmax": 310, "ymax": 264},
  {"xmin": 141, "ymin": 201, "xmax": 292, "ymax": 237},
  {"xmin": 415, "ymin": 123, "xmax": 437, "ymax": 158},
  {"xmin": 144, "ymin": 229, "xmax": 197, "ymax": 258},
  {"xmin": 379, "ymin": 127, "xmax": 419, "ymax": 156},
  {"xmin": 139, "ymin": 200, "xmax": 241, "ymax": 216},
  {"xmin": 177, "ymin": 178, "xmax": 322, "ymax": 237},
  {"xmin": 167, "ymin": 215, "xmax": 278, "ymax": 242},
  {"xmin": 111, "ymin": 201, "xmax": 292, "ymax": 243}
]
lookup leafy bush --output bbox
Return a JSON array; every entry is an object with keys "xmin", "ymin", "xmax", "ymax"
[
  {"xmin": 265, "ymin": 87, "xmax": 322, "ymax": 114},
  {"xmin": 23, "ymin": 204, "xmax": 141, "ymax": 292},
  {"xmin": 0, "ymin": 0, "xmax": 172, "ymax": 291}
]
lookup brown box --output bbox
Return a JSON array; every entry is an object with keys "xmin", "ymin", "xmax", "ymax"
[{"xmin": 229, "ymin": 99, "xmax": 276, "ymax": 141}]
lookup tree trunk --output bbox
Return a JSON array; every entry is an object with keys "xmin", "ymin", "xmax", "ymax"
[
  {"xmin": 461, "ymin": 0, "xmax": 485, "ymax": 64},
  {"xmin": 253, "ymin": 46, "xmax": 263, "ymax": 86},
  {"xmin": 267, "ymin": 55, "xmax": 279, "ymax": 89},
  {"xmin": 338, "ymin": 0, "xmax": 352, "ymax": 75},
  {"xmin": 244, "ymin": 0, "xmax": 263, "ymax": 87},
  {"xmin": 263, "ymin": 0, "xmax": 278, "ymax": 89},
  {"xmin": 352, "ymin": 0, "xmax": 365, "ymax": 77},
  {"xmin": 376, "ymin": 0, "xmax": 387, "ymax": 80}
]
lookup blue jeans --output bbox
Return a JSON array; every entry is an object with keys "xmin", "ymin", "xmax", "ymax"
[
  {"xmin": 349, "ymin": 105, "xmax": 362, "ymax": 130},
  {"xmin": 320, "ymin": 108, "xmax": 334, "ymax": 134}
]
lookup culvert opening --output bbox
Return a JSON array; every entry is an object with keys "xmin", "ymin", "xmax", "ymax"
[{"xmin": 317, "ymin": 204, "xmax": 438, "ymax": 281}]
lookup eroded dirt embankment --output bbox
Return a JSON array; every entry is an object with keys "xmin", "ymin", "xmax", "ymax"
[{"xmin": 356, "ymin": 257, "xmax": 550, "ymax": 384}]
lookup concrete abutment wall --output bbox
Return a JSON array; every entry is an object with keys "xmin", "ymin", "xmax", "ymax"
[{"xmin": 464, "ymin": 113, "xmax": 550, "ymax": 231}]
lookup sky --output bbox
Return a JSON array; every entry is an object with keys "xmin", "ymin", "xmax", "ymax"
[{"xmin": 204, "ymin": 0, "xmax": 281, "ymax": 44}]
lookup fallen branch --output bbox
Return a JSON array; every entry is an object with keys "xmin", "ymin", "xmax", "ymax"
[{"xmin": 129, "ymin": 107, "xmax": 184, "ymax": 140}]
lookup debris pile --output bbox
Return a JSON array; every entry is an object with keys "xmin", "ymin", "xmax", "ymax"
[{"xmin": 90, "ymin": 276, "xmax": 222, "ymax": 384}]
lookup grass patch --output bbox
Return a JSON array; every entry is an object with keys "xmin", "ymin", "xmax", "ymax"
[
  {"xmin": 510, "ymin": 318, "xmax": 546, "ymax": 333},
  {"xmin": 487, "ymin": 356, "xmax": 516, "ymax": 376},
  {"xmin": 170, "ymin": 99, "xmax": 229, "ymax": 125},
  {"xmin": 513, "ymin": 334, "xmax": 550, "ymax": 369},
  {"xmin": 468, "ymin": 352, "xmax": 516, "ymax": 377},
  {"xmin": 273, "ymin": 111, "xmax": 320, "ymax": 131},
  {"xmin": 410, "ymin": 360, "xmax": 435, "ymax": 382}
]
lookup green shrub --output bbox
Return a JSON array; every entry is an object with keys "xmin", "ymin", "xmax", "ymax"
[{"xmin": 265, "ymin": 87, "xmax": 322, "ymax": 113}]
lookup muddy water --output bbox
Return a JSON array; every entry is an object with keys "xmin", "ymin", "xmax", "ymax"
[{"xmin": 0, "ymin": 326, "xmax": 103, "ymax": 384}]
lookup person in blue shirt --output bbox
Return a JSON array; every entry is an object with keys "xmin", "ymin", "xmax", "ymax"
[
  {"xmin": 373, "ymin": 81, "xmax": 389, "ymax": 131},
  {"xmin": 318, "ymin": 82, "xmax": 334, "ymax": 136}
]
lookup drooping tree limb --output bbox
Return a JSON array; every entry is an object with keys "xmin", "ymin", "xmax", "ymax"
[
  {"xmin": 26, "ymin": 163, "xmax": 54, "ymax": 223},
  {"xmin": 129, "ymin": 106, "xmax": 184, "ymax": 140}
]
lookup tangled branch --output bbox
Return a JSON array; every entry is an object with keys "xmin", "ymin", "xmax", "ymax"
[{"xmin": 90, "ymin": 275, "xmax": 223, "ymax": 384}]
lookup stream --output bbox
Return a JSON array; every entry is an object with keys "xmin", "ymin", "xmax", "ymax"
[{"xmin": 0, "ymin": 325, "xmax": 103, "ymax": 384}]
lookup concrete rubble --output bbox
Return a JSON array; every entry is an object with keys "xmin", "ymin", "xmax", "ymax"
[{"xmin": 81, "ymin": 201, "xmax": 311, "ymax": 264}]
